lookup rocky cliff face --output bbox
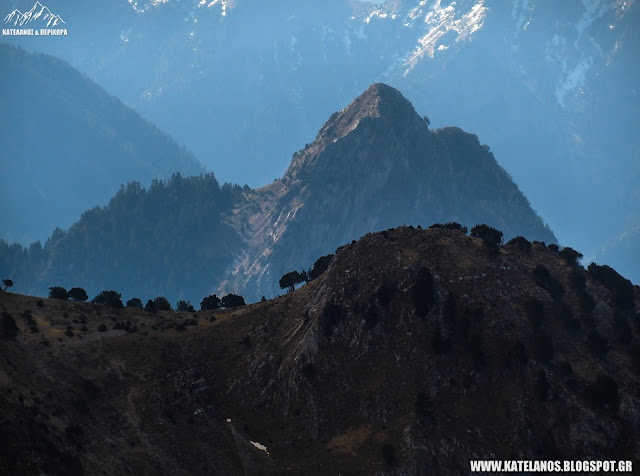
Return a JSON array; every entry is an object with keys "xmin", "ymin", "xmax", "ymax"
[
  {"xmin": 226, "ymin": 84, "xmax": 556, "ymax": 301},
  {"xmin": 1, "ymin": 225, "xmax": 638, "ymax": 474}
]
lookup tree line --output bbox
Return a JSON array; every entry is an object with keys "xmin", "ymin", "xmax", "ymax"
[
  {"xmin": 278, "ymin": 253, "xmax": 335, "ymax": 292},
  {"xmin": 42, "ymin": 285, "xmax": 246, "ymax": 311}
]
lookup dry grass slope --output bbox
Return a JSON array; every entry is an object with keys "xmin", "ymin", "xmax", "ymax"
[{"xmin": 1, "ymin": 226, "xmax": 639, "ymax": 475}]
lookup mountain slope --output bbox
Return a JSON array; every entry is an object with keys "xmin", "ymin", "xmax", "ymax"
[
  {"xmin": 1, "ymin": 83, "xmax": 557, "ymax": 304},
  {"xmin": 1, "ymin": 225, "xmax": 638, "ymax": 474},
  {"xmin": 226, "ymin": 83, "xmax": 556, "ymax": 300},
  {"xmin": 5, "ymin": 0, "xmax": 636, "ymax": 274},
  {"xmin": 0, "ymin": 44, "xmax": 205, "ymax": 245}
]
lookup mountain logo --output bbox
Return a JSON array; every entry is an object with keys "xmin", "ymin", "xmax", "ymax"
[{"xmin": 3, "ymin": 1, "xmax": 67, "ymax": 36}]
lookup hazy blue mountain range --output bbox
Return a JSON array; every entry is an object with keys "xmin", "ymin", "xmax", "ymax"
[
  {"xmin": 4, "ymin": 0, "xmax": 638, "ymax": 280},
  {"xmin": 0, "ymin": 84, "xmax": 557, "ymax": 304},
  {"xmin": 0, "ymin": 44, "xmax": 205, "ymax": 245}
]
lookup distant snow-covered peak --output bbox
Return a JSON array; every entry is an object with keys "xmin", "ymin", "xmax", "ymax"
[{"xmin": 402, "ymin": 0, "xmax": 488, "ymax": 74}]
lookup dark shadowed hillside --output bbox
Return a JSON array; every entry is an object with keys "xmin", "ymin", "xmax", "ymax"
[
  {"xmin": 0, "ymin": 226, "xmax": 638, "ymax": 474},
  {"xmin": 226, "ymin": 83, "xmax": 556, "ymax": 300},
  {"xmin": 0, "ymin": 44, "xmax": 205, "ymax": 245}
]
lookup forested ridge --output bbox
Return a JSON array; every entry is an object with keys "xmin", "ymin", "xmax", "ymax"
[
  {"xmin": 0, "ymin": 173, "xmax": 247, "ymax": 305},
  {"xmin": 0, "ymin": 44, "xmax": 205, "ymax": 245}
]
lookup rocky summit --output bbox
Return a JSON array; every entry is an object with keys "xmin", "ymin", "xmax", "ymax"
[
  {"xmin": 1, "ymin": 225, "xmax": 638, "ymax": 474},
  {"xmin": 226, "ymin": 83, "xmax": 555, "ymax": 300},
  {"xmin": 1, "ymin": 83, "xmax": 559, "ymax": 306}
]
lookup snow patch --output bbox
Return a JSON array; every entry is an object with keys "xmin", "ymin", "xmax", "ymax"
[
  {"xmin": 365, "ymin": 9, "xmax": 397, "ymax": 23},
  {"xmin": 128, "ymin": 0, "xmax": 168, "ymax": 13},
  {"xmin": 406, "ymin": 0, "xmax": 430, "ymax": 24},
  {"xmin": 206, "ymin": 0, "xmax": 228, "ymax": 16},
  {"xmin": 403, "ymin": 0, "xmax": 487, "ymax": 75},
  {"xmin": 251, "ymin": 441, "xmax": 269, "ymax": 453}
]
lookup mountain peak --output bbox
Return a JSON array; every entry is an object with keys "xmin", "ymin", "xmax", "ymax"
[
  {"xmin": 284, "ymin": 83, "xmax": 427, "ymax": 180},
  {"xmin": 315, "ymin": 82, "xmax": 421, "ymax": 141},
  {"xmin": 359, "ymin": 82, "xmax": 410, "ymax": 103},
  {"xmin": 234, "ymin": 84, "xmax": 557, "ymax": 300}
]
